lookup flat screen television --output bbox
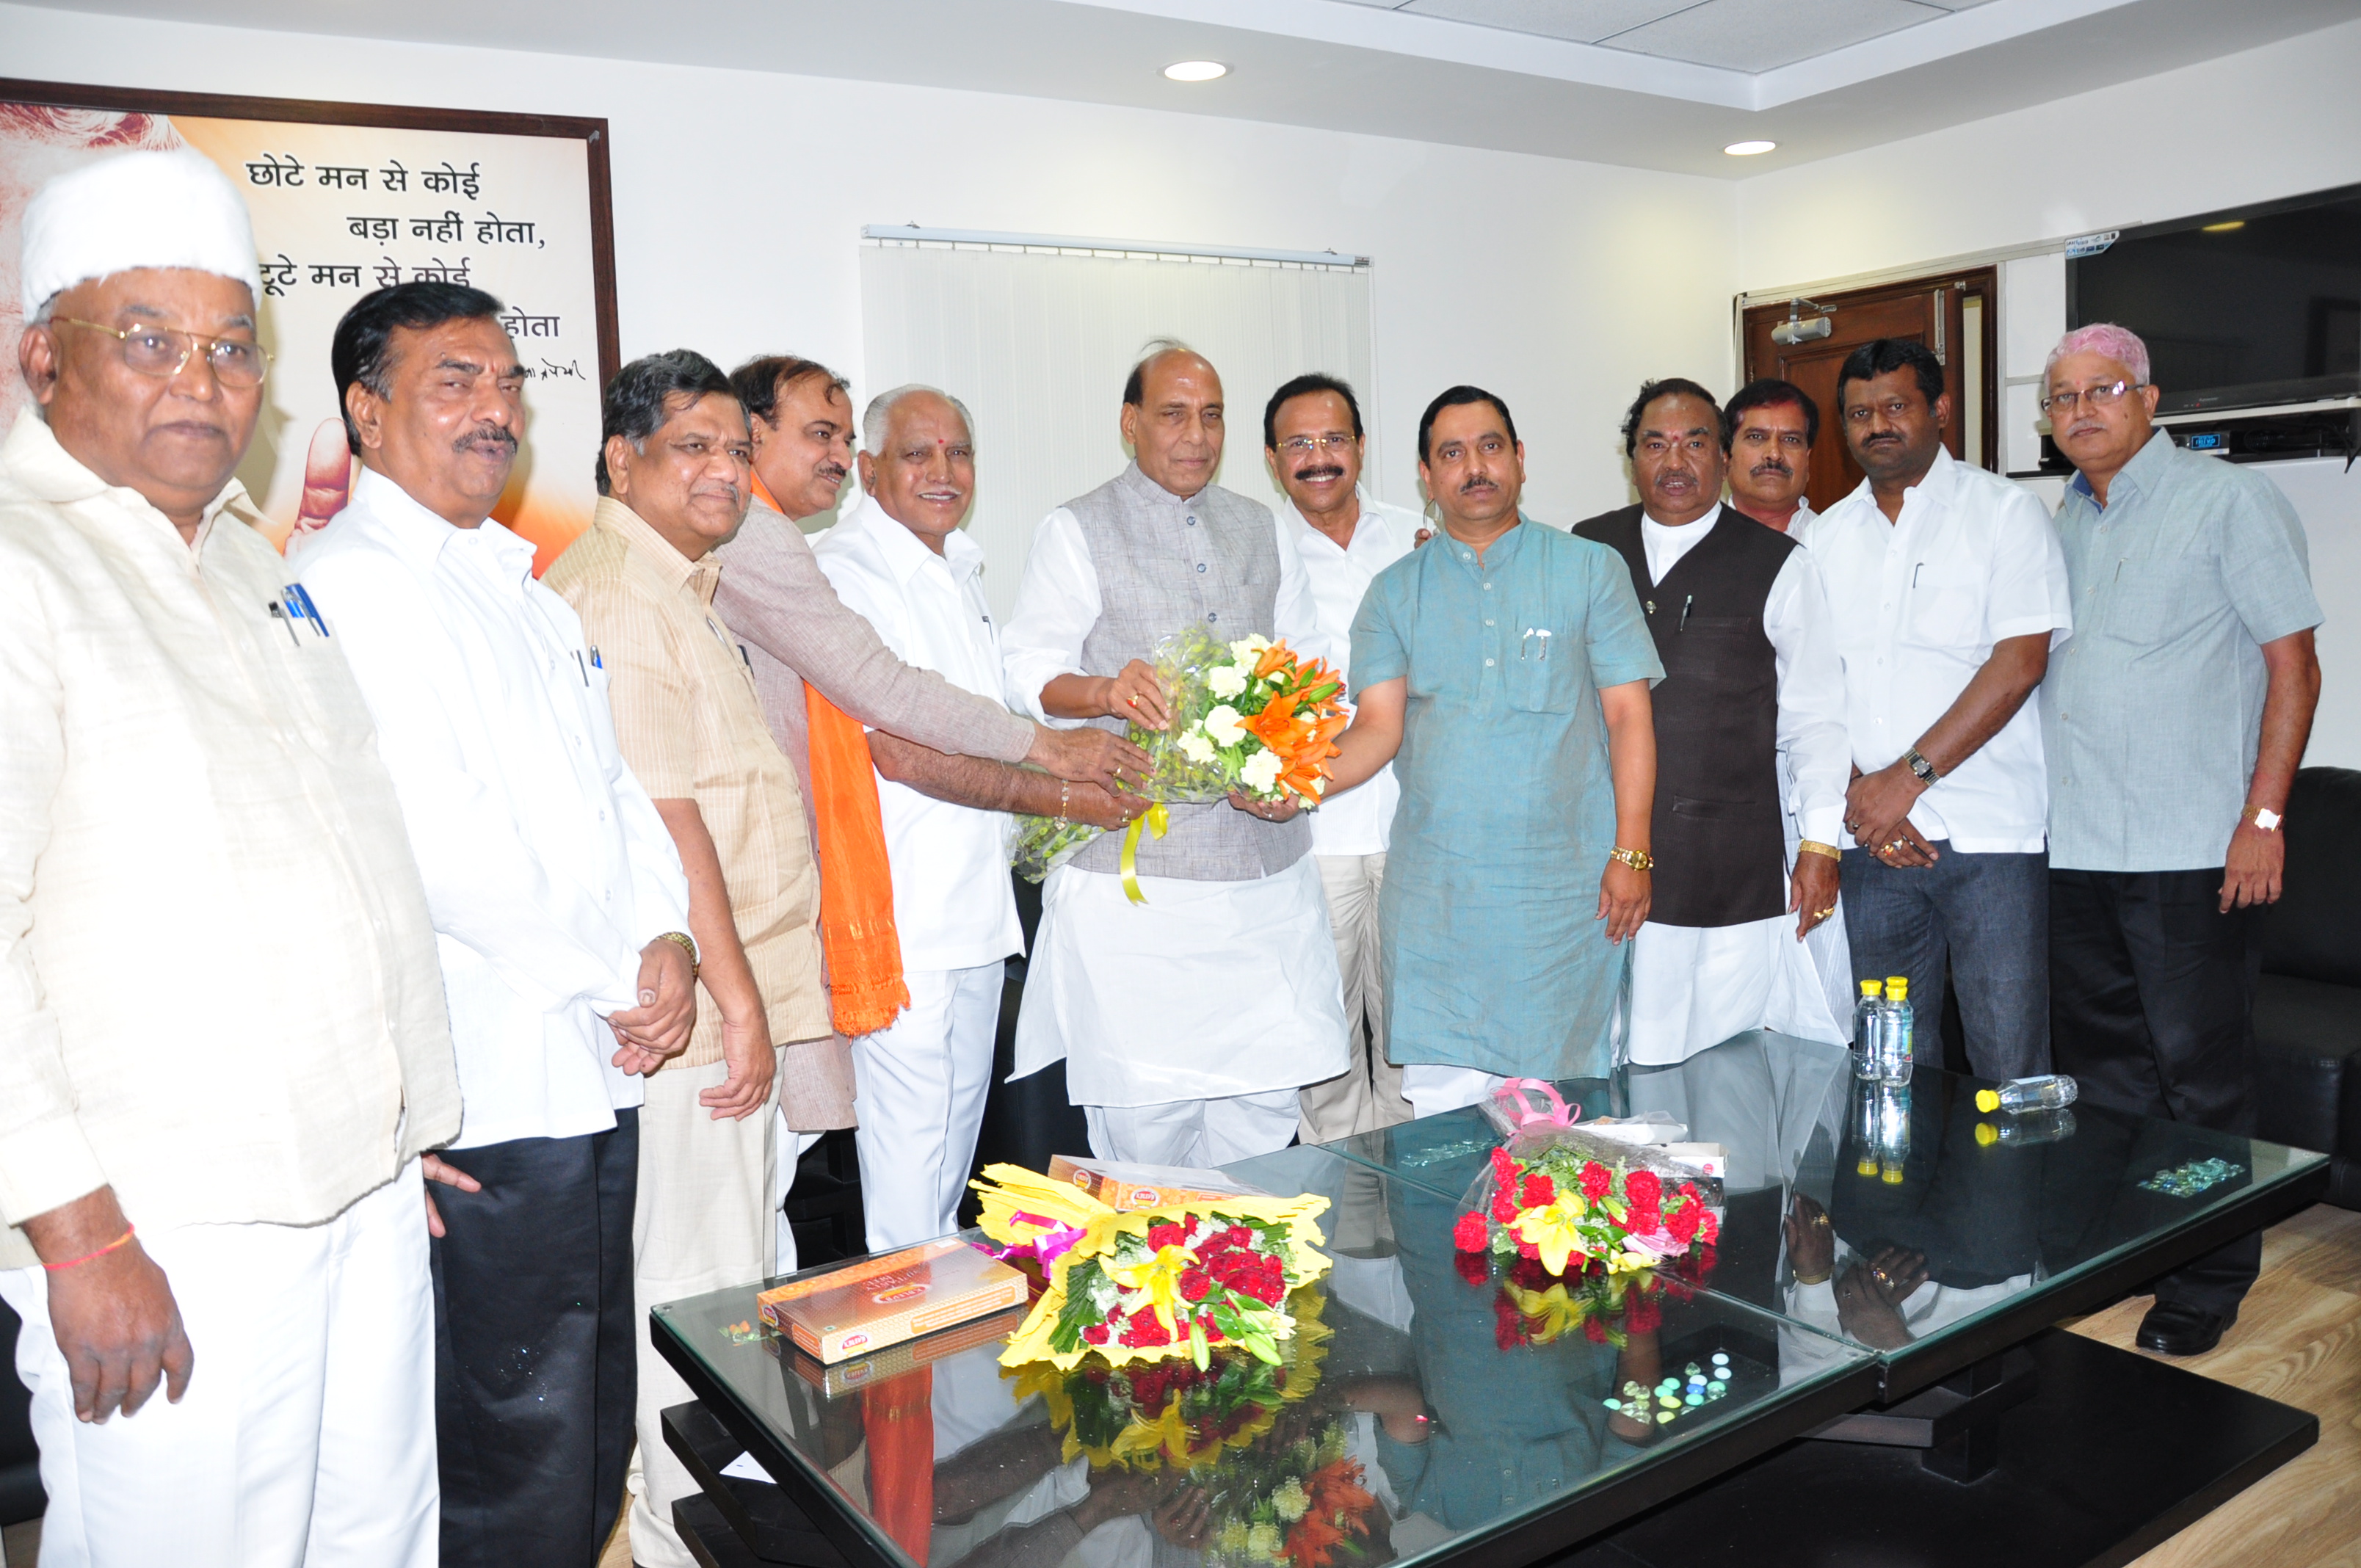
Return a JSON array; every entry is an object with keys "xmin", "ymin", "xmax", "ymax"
[{"xmin": 2068, "ymin": 182, "xmax": 2361, "ymax": 415}]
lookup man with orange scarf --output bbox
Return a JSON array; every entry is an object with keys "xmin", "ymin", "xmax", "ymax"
[{"xmin": 710, "ymin": 357, "xmax": 1145, "ymax": 1257}]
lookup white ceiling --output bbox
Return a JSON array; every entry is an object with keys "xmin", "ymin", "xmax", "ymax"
[{"xmin": 17, "ymin": 0, "xmax": 2361, "ymax": 177}]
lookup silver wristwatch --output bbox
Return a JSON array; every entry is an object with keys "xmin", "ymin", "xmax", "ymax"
[{"xmin": 1903, "ymin": 747, "xmax": 1940, "ymax": 785}]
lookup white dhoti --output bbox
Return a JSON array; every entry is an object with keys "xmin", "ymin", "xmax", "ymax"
[
  {"xmin": 1626, "ymin": 905, "xmax": 1852, "ymax": 1066},
  {"xmin": 0, "ymin": 1164, "xmax": 438, "ymax": 1568},
  {"xmin": 852, "ymin": 962, "xmax": 1004, "ymax": 1252},
  {"xmin": 1016, "ymin": 855, "xmax": 1347, "ymax": 1164}
]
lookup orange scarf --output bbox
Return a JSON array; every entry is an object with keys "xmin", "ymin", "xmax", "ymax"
[
  {"xmin": 861, "ymin": 1368, "xmax": 935, "ymax": 1564},
  {"xmin": 752, "ymin": 473, "xmax": 909, "ymax": 1037}
]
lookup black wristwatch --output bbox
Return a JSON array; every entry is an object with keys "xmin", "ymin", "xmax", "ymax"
[{"xmin": 1903, "ymin": 747, "xmax": 1940, "ymax": 785}]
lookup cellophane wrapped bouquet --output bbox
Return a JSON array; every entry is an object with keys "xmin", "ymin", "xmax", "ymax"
[
  {"xmin": 1198, "ymin": 1410, "xmax": 1382, "ymax": 1568},
  {"xmin": 970, "ymin": 1164, "xmax": 1332, "ymax": 1371},
  {"xmin": 1453, "ymin": 1080, "xmax": 1722, "ymax": 1287},
  {"xmin": 1011, "ymin": 628, "xmax": 1349, "ymax": 887}
]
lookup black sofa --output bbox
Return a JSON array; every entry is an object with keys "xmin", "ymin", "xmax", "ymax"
[{"xmin": 2252, "ymin": 765, "xmax": 2361, "ymax": 1208}]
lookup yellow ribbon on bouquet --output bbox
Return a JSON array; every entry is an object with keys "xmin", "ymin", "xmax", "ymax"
[{"xmin": 1118, "ymin": 802, "xmax": 1169, "ymax": 905}]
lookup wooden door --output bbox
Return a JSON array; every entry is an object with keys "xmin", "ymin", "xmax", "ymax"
[{"xmin": 1742, "ymin": 269, "xmax": 1996, "ymax": 515}]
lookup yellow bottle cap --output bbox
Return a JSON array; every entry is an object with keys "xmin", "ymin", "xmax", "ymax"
[
  {"xmin": 1976, "ymin": 1089, "xmax": 2001, "ymax": 1113},
  {"xmin": 1976, "ymin": 1122, "xmax": 1998, "ymax": 1147},
  {"xmin": 1885, "ymin": 976, "xmax": 1909, "ymax": 1001},
  {"xmin": 1857, "ymin": 1157, "xmax": 1879, "ymax": 1177},
  {"xmin": 1881, "ymin": 1164, "xmax": 1905, "ymax": 1185},
  {"xmin": 1860, "ymin": 979, "xmax": 1883, "ymax": 998}
]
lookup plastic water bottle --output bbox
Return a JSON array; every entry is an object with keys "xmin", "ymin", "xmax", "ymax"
[
  {"xmin": 1878, "ymin": 976, "xmax": 1915, "ymax": 1086},
  {"xmin": 1852, "ymin": 980, "xmax": 1885, "ymax": 1081},
  {"xmin": 1974, "ymin": 1108, "xmax": 2077, "ymax": 1147},
  {"xmin": 1975, "ymin": 1075, "xmax": 2079, "ymax": 1114},
  {"xmin": 1874, "ymin": 1084, "xmax": 1910, "ymax": 1183}
]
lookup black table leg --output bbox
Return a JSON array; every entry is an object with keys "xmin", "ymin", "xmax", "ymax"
[{"xmin": 1807, "ymin": 1346, "xmax": 2037, "ymax": 1480}]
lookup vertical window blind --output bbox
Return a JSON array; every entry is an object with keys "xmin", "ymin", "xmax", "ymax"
[{"xmin": 859, "ymin": 231, "xmax": 1377, "ymax": 620}]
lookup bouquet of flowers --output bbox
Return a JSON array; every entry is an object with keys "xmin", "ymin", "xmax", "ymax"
[
  {"xmin": 1454, "ymin": 1141, "xmax": 1721, "ymax": 1281},
  {"xmin": 1005, "ymin": 1290, "xmax": 1330, "ymax": 1471},
  {"xmin": 1011, "ymin": 628, "xmax": 1350, "ymax": 897},
  {"xmin": 1200, "ymin": 1415, "xmax": 1381, "ymax": 1568},
  {"xmin": 971, "ymin": 1164, "xmax": 1332, "ymax": 1371}
]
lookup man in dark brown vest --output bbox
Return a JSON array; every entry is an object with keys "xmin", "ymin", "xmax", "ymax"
[{"xmin": 1574, "ymin": 380, "xmax": 1852, "ymax": 1062}]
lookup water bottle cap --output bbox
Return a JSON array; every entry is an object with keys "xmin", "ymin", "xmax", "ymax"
[
  {"xmin": 1881, "ymin": 1164, "xmax": 1905, "ymax": 1185},
  {"xmin": 1975, "ymin": 1089, "xmax": 2001, "ymax": 1113},
  {"xmin": 1976, "ymin": 1122, "xmax": 1998, "ymax": 1147},
  {"xmin": 1860, "ymin": 979, "xmax": 1883, "ymax": 997},
  {"xmin": 1857, "ymin": 1158, "xmax": 1879, "ymax": 1177},
  {"xmin": 1885, "ymin": 976, "xmax": 1909, "ymax": 1000}
]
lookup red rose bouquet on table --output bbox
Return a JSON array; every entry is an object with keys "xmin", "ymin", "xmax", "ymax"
[
  {"xmin": 1010, "ymin": 627, "xmax": 1349, "ymax": 901},
  {"xmin": 1456, "ymin": 1142, "xmax": 1721, "ymax": 1280},
  {"xmin": 973, "ymin": 1165, "xmax": 1332, "ymax": 1371}
]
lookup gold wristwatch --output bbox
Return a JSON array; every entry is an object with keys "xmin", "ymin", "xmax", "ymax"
[
  {"xmin": 655, "ymin": 930, "xmax": 700, "ymax": 978},
  {"xmin": 1609, "ymin": 846, "xmax": 1654, "ymax": 872}
]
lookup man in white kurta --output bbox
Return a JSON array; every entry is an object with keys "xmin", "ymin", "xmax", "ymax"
[
  {"xmin": 1002, "ymin": 344, "xmax": 1348, "ymax": 1167},
  {"xmin": 812, "ymin": 386, "xmax": 1026, "ymax": 1249},
  {"xmin": 1575, "ymin": 380, "xmax": 1850, "ymax": 1064},
  {"xmin": 0, "ymin": 150, "xmax": 461, "ymax": 1568},
  {"xmin": 1263, "ymin": 373, "xmax": 1421, "ymax": 1141},
  {"xmin": 294, "ymin": 282, "xmax": 696, "ymax": 1566}
]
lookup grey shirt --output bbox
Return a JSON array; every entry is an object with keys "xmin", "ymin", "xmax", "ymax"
[{"xmin": 2044, "ymin": 430, "xmax": 2321, "ymax": 872}]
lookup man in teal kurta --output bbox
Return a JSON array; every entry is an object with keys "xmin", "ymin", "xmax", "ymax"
[{"xmin": 1320, "ymin": 386, "xmax": 1662, "ymax": 1116}]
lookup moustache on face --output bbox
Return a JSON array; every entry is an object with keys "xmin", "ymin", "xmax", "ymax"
[
  {"xmin": 1293, "ymin": 465, "xmax": 1346, "ymax": 483},
  {"xmin": 1457, "ymin": 475, "xmax": 1498, "ymax": 495},
  {"xmin": 453, "ymin": 422, "xmax": 519, "ymax": 456},
  {"xmin": 1751, "ymin": 460, "xmax": 1792, "ymax": 477}
]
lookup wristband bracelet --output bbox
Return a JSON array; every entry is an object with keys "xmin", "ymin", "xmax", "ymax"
[
  {"xmin": 44, "ymin": 1224, "xmax": 135, "ymax": 1271},
  {"xmin": 1058, "ymin": 780, "xmax": 1071, "ymax": 824},
  {"xmin": 654, "ymin": 930, "xmax": 699, "ymax": 978},
  {"xmin": 1797, "ymin": 840, "xmax": 1842, "ymax": 862}
]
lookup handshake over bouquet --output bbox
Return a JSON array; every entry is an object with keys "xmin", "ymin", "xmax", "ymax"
[{"xmin": 1012, "ymin": 628, "xmax": 1350, "ymax": 888}]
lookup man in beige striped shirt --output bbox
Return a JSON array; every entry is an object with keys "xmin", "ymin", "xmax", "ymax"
[
  {"xmin": 0, "ymin": 151, "xmax": 460, "ymax": 1566},
  {"xmin": 545, "ymin": 350, "xmax": 825, "ymax": 1568}
]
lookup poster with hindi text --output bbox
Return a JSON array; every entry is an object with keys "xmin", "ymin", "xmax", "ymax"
[{"xmin": 0, "ymin": 81, "xmax": 617, "ymax": 571}]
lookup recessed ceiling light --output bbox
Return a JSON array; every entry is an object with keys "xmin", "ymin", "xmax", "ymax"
[
  {"xmin": 2201, "ymin": 219, "xmax": 2246, "ymax": 233},
  {"xmin": 1163, "ymin": 60, "xmax": 1227, "ymax": 82},
  {"xmin": 1724, "ymin": 139, "xmax": 1778, "ymax": 156}
]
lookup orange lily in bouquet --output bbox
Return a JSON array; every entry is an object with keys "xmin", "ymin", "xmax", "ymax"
[{"xmin": 1009, "ymin": 627, "xmax": 1351, "ymax": 901}]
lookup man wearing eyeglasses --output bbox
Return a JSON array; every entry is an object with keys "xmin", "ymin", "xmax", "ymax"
[
  {"xmin": 1262, "ymin": 373, "xmax": 1421, "ymax": 1141},
  {"xmin": 0, "ymin": 151, "xmax": 460, "ymax": 1564},
  {"xmin": 2040, "ymin": 323, "xmax": 2321, "ymax": 1358},
  {"xmin": 1803, "ymin": 338, "xmax": 2072, "ymax": 1084}
]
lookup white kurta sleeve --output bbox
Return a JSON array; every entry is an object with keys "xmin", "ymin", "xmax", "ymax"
[
  {"xmin": 1766, "ymin": 549, "xmax": 1850, "ymax": 848},
  {"xmin": 1000, "ymin": 507, "xmax": 1100, "ymax": 726}
]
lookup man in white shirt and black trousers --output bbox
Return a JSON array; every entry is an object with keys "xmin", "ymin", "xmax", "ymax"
[
  {"xmin": 296, "ymin": 282, "xmax": 699, "ymax": 1568},
  {"xmin": 1263, "ymin": 372, "xmax": 1422, "ymax": 1141},
  {"xmin": 1802, "ymin": 338, "xmax": 2072, "ymax": 1080}
]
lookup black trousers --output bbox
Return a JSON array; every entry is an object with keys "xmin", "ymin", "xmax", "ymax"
[
  {"xmin": 2049, "ymin": 869, "xmax": 2260, "ymax": 1318},
  {"xmin": 430, "ymin": 1110, "xmax": 639, "ymax": 1568}
]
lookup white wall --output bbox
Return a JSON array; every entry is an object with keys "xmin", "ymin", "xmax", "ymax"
[
  {"xmin": 1734, "ymin": 19, "xmax": 2361, "ymax": 769},
  {"xmin": 0, "ymin": 2, "xmax": 1737, "ymax": 526}
]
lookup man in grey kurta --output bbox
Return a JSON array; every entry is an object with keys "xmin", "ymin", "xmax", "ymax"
[
  {"xmin": 1324, "ymin": 387, "xmax": 1662, "ymax": 1116},
  {"xmin": 2039, "ymin": 323, "xmax": 2321, "ymax": 1357}
]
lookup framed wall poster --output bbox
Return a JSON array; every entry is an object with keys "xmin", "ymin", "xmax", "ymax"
[{"xmin": 0, "ymin": 79, "xmax": 619, "ymax": 569}]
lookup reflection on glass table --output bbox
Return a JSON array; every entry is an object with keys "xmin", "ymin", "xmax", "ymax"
[
  {"xmin": 1316, "ymin": 1030, "xmax": 2329, "ymax": 1395},
  {"xmin": 650, "ymin": 1148, "xmax": 1872, "ymax": 1568}
]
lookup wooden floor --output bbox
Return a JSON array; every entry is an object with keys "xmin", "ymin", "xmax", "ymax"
[
  {"xmin": 21, "ymin": 1208, "xmax": 2361, "ymax": 1568},
  {"xmin": 2064, "ymin": 1201, "xmax": 2361, "ymax": 1568}
]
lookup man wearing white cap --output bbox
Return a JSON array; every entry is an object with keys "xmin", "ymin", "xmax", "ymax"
[{"xmin": 0, "ymin": 150, "xmax": 460, "ymax": 1566}]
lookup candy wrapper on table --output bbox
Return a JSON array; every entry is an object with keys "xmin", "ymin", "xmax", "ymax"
[
  {"xmin": 970, "ymin": 1163, "xmax": 1332, "ymax": 1371},
  {"xmin": 1455, "ymin": 1079, "xmax": 1723, "ymax": 1280},
  {"xmin": 1009, "ymin": 628, "xmax": 1349, "ymax": 901}
]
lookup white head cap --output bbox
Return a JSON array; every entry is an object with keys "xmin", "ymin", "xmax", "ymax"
[{"xmin": 19, "ymin": 150, "xmax": 263, "ymax": 317}]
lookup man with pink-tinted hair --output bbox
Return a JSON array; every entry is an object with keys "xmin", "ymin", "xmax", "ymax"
[{"xmin": 2041, "ymin": 321, "xmax": 2322, "ymax": 1358}]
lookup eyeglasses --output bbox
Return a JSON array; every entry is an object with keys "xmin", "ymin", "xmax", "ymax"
[
  {"xmin": 51, "ymin": 318, "xmax": 271, "ymax": 388},
  {"xmin": 2039, "ymin": 379, "xmax": 2144, "ymax": 415},
  {"xmin": 1277, "ymin": 433, "xmax": 1357, "ymax": 457}
]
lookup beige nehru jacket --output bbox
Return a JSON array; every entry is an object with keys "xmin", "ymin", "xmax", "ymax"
[
  {"xmin": 0, "ymin": 413, "xmax": 460, "ymax": 1270},
  {"xmin": 545, "ymin": 498, "xmax": 849, "ymax": 1126}
]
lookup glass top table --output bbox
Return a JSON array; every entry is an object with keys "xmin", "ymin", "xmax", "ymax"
[
  {"xmin": 1311, "ymin": 1031, "xmax": 2330, "ymax": 1397},
  {"xmin": 653, "ymin": 1147, "xmax": 1878, "ymax": 1568}
]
